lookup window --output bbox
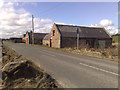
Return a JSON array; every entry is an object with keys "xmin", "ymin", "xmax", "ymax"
[{"xmin": 53, "ymin": 30, "xmax": 55, "ymax": 36}]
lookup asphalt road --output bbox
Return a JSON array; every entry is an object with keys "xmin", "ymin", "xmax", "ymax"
[{"xmin": 4, "ymin": 41, "xmax": 118, "ymax": 88}]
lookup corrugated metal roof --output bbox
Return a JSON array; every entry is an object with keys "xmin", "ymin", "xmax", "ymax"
[{"xmin": 56, "ymin": 24, "xmax": 111, "ymax": 39}]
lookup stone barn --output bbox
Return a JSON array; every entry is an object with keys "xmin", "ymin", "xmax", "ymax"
[
  {"xmin": 25, "ymin": 31, "xmax": 48, "ymax": 45},
  {"xmin": 43, "ymin": 34, "xmax": 50, "ymax": 46},
  {"xmin": 46, "ymin": 23, "xmax": 112, "ymax": 48},
  {"xmin": 9, "ymin": 37, "xmax": 22, "ymax": 43}
]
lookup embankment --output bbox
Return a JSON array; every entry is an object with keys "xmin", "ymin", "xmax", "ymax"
[{"xmin": 2, "ymin": 44, "xmax": 59, "ymax": 88}]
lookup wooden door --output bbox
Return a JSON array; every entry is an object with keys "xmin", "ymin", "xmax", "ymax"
[
  {"xmin": 26, "ymin": 38, "xmax": 28, "ymax": 44},
  {"xmin": 50, "ymin": 39, "xmax": 52, "ymax": 47}
]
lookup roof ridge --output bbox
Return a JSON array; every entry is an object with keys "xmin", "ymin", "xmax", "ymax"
[
  {"xmin": 55, "ymin": 23, "xmax": 104, "ymax": 29},
  {"xmin": 34, "ymin": 33, "xmax": 48, "ymax": 34}
]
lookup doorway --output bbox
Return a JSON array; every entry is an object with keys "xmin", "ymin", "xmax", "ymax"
[
  {"xmin": 50, "ymin": 39, "xmax": 52, "ymax": 47},
  {"xmin": 26, "ymin": 38, "xmax": 28, "ymax": 44}
]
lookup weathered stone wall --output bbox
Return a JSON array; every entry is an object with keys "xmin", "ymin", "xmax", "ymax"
[
  {"xmin": 61, "ymin": 38, "xmax": 112, "ymax": 48},
  {"xmin": 43, "ymin": 40, "xmax": 50, "ymax": 46},
  {"xmin": 61, "ymin": 37, "xmax": 77, "ymax": 48},
  {"xmin": 61, "ymin": 38, "xmax": 93, "ymax": 48},
  {"xmin": 34, "ymin": 38, "xmax": 43, "ymax": 45},
  {"xmin": 25, "ymin": 33, "xmax": 30, "ymax": 44},
  {"xmin": 105, "ymin": 38, "xmax": 112, "ymax": 48},
  {"xmin": 50, "ymin": 24, "xmax": 61, "ymax": 48},
  {"xmin": 47, "ymin": 24, "xmax": 112, "ymax": 49}
]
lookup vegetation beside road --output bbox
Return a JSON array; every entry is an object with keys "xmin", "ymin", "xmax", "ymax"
[
  {"xmin": 62, "ymin": 46, "xmax": 118, "ymax": 61},
  {"xmin": 2, "ymin": 44, "xmax": 59, "ymax": 88},
  {"xmin": 41, "ymin": 44, "xmax": 119, "ymax": 62}
]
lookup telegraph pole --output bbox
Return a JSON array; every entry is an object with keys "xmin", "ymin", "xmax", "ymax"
[
  {"xmin": 32, "ymin": 15, "xmax": 34, "ymax": 44},
  {"xmin": 77, "ymin": 27, "xmax": 79, "ymax": 49}
]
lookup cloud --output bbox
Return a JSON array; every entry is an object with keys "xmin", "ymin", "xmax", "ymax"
[
  {"xmin": 1, "ymin": 1, "xmax": 117, "ymax": 39},
  {"xmin": 34, "ymin": 18, "xmax": 54, "ymax": 33},
  {"xmin": 55, "ymin": 22, "xmax": 65, "ymax": 25},
  {"xmin": 0, "ymin": 1, "xmax": 54, "ymax": 39},
  {"xmin": 90, "ymin": 19, "xmax": 118, "ymax": 35},
  {"xmin": 18, "ymin": 2, "xmax": 38, "ymax": 6},
  {"xmin": 0, "ymin": 0, "xmax": 3, "ymax": 8},
  {"xmin": 99, "ymin": 19, "xmax": 113, "ymax": 27},
  {"xmin": 0, "ymin": 2, "xmax": 31, "ymax": 38}
]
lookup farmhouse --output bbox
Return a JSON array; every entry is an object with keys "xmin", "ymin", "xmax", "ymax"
[
  {"xmin": 25, "ymin": 31, "xmax": 48, "ymax": 45},
  {"xmin": 43, "ymin": 23, "xmax": 112, "ymax": 48}
]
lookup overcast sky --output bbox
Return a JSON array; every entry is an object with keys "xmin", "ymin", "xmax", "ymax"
[{"xmin": 0, "ymin": 1, "xmax": 118, "ymax": 38}]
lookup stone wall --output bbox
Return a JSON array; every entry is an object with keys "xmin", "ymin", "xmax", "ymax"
[
  {"xmin": 34, "ymin": 38, "xmax": 43, "ymax": 45},
  {"xmin": 61, "ymin": 38, "xmax": 112, "ymax": 48},
  {"xmin": 105, "ymin": 38, "xmax": 112, "ymax": 48},
  {"xmin": 50, "ymin": 24, "xmax": 61, "ymax": 48},
  {"xmin": 61, "ymin": 37, "xmax": 77, "ymax": 48},
  {"xmin": 43, "ymin": 40, "xmax": 50, "ymax": 46}
]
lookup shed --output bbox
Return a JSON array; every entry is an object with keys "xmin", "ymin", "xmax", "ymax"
[{"xmin": 25, "ymin": 31, "xmax": 48, "ymax": 45}]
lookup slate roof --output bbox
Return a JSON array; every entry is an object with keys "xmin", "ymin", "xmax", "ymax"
[
  {"xmin": 43, "ymin": 34, "xmax": 50, "ymax": 40},
  {"xmin": 28, "ymin": 31, "xmax": 48, "ymax": 39},
  {"xmin": 55, "ymin": 24, "xmax": 111, "ymax": 39},
  {"xmin": 34, "ymin": 33, "xmax": 48, "ymax": 39}
]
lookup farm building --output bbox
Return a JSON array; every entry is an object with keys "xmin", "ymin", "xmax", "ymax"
[
  {"xmin": 9, "ymin": 37, "xmax": 23, "ymax": 43},
  {"xmin": 25, "ymin": 31, "xmax": 48, "ymax": 45},
  {"xmin": 43, "ymin": 23, "xmax": 112, "ymax": 48},
  {"xmin": 43, "ymin": 34, "xmax": 50, "ymax": 46}
]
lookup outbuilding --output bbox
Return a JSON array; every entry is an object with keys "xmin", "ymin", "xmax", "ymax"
[
  {"xmin": 25, "ymin": 31, "xmax": 48, "ymax": 45},
  {"xmin": 43, "ymin": 34, "xmax": 50, "ymax": 46},
  {"xmin": 45, "ymin": 23, "xmax": 112, "ymax": 48},
  {"xmin": 9, "ymin": 37, "xmax": 22, "ymax": 43}
]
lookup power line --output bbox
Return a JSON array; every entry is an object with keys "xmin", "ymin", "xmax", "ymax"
[{"xmin": 38, "ymin": 3, "xmax": 64, "ymax": 16}]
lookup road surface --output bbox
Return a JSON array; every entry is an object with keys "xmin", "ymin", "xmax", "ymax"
[{"xmin": 4, "ymin": 42, "xmax": 118, "ymax": 88}]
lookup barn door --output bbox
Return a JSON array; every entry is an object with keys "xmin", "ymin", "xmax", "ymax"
[
  {"xmin": 50, "ymin": 39, "xmax": 52, "ymax": 47},
  {"xmin": 26, "ymin": 38, "xmax": 28, "ymax": 44}
]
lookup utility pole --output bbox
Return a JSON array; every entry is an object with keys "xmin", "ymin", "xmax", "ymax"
[
  {"xmin": 32, "ymin": 15, "xmax": 34, "ymax": 44},
  {"xmin": 77, "ymin": 27, "xmax": 79, "ymax": 49}
]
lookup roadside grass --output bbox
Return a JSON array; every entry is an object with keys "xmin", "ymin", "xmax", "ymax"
[
  {"xmin": 112, "ymin": 43, "xmax": 118, "ymax": 46},
  {"xmin": 63, "ymin": 47, "xmax": 118, "ymax": 61},
  {"xmin": 40, "ymin": 44, "xmax": 119, "ymax": 62}
]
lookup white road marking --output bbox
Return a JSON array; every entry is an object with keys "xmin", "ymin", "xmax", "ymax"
[
  {"xmin": 38, "ymin": 50, "xmax": 56, "ymax": 57},
  {"xmin": 79, "ymin": 63, "xmax": 119, "ymax": 76}
]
